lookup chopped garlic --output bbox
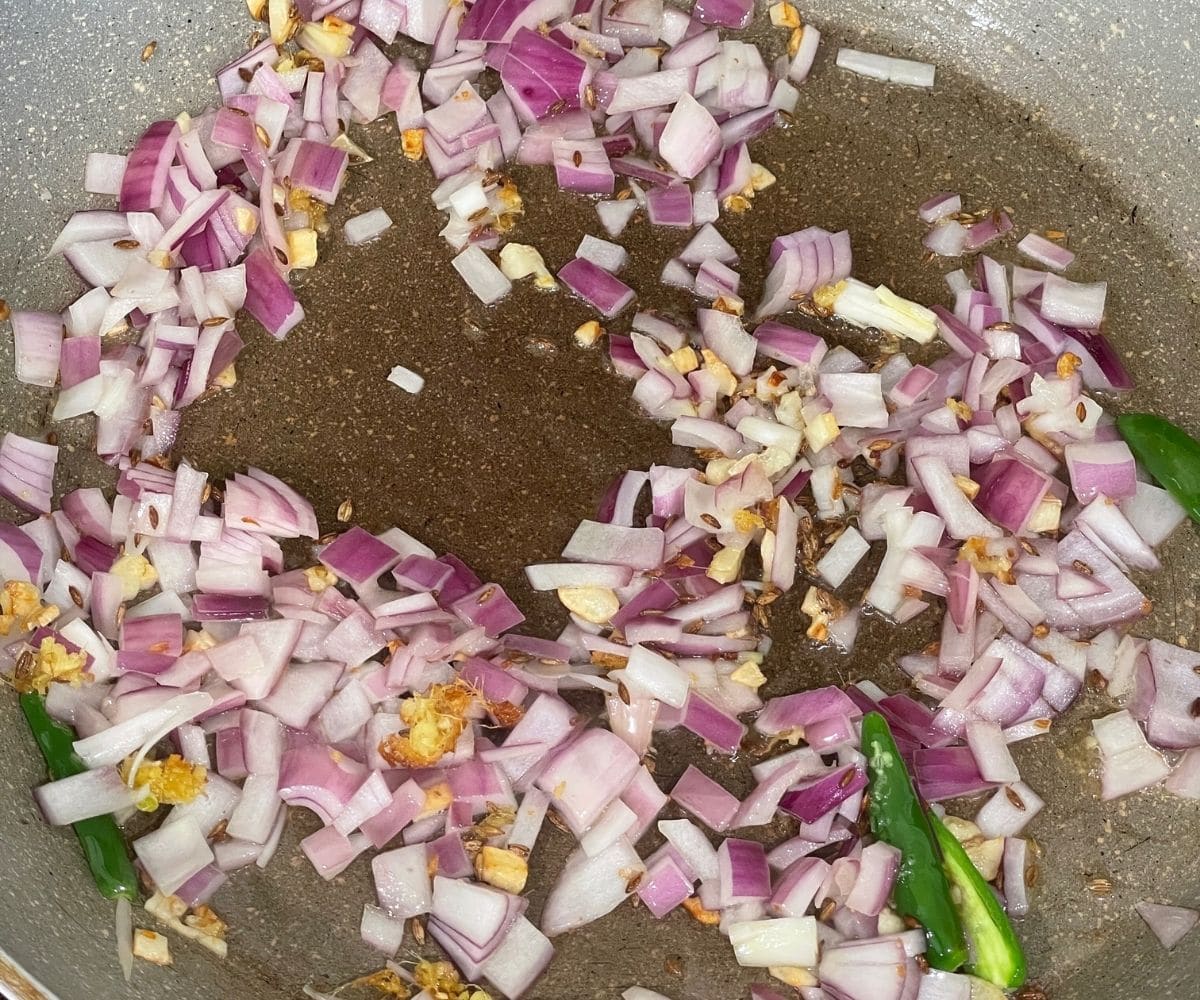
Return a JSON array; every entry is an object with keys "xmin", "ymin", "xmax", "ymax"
[
  {"xmin": 286, "ymin": 228, "xmax": 318, "ymax": 269},
  {"xmin": 297, "ymin": 19, "xmax": 353, "ymax": 58},
  {"xmin": 965, "ymin": 836, "xmax": 1005, "ymax": 881},
  {"xmin": 133, "ymin": 930, "xmax": 172, "ymax": 966},
  {"xmin": 705, "ymin": 457, "xmax": 737, "ymax": 485},
  {"xmin": 669, "ymin": 346, "xmax": 699, "ymax": 373},
  {"xmin": 573, "ymin": 320, "xmax": 604, "ymax": 347},
  {"xmin": 401, "ymin": 128, "xmax": 426, "ymax": 160},
  {"xmin": 145, "ymin": 893, "xmax": 228, "ymax": 958},
  {"xmin": 770, "ymin": 966, "xmax": 818, "ymax": 989},
  {"xmin": 877, "ymin": 907, "xmax": 907, "ymax": 935},
  {"xmin": 381, "ymin": 684, "xmax": 475, "ymax": 768},
  {"xmin": 0, "ymin": 580, "xmax": 57, "ymax": 635},
  {"xmin": 801, "ymin": 586, "xmax": 848, "ymax": 644},
  {"xmin": 1056, "ymin": 351, "xmax": 1083, "ymax": 378},
  {"xmin": 730, "ymin": 660, "xmax": 767, "ymax": 689},
  {"xmin": 121, "ymin": 754, "xmax": 207, "ymax": 811},
  {"xmin": 707, "ymin": 546, "xmax": 745, "ymax": 584},
  {"xmin": 1027, "ymin": 495, "xmax": 1062, "ymax": 533},
  {"xmin": 700, "ymin": 348, "xmax": 738, "ymax": 397},
  {"xmin": 183, "ymin": 628, "xmax": 217, "ymax": 653},
  {"xmin": 769, "ymin": 1, "xmax": 801, "ymax": 27},
  {"xmin": 111, "ymin": 550, "xmax": 157, "ymax": 601},
  {"xmin": 183, "ymin": 905, "xmax": 228, "ymax": 942},
  {"xmin": 812, "ymin": 281, "xmax": 844, "ymax": 313},
  {"xmin": 413, "ymin": 960, "xmax": 492, "ymax": 1000},
  {"xmin": 329, "ymin": 131, "xmax": 373, "ymax": 165},
  {"xmin": 11, "ymin": 636, "xmax": 89, "ymax": 695},
  {"xmin": 959, "ymin": 537, "xmax": 1016, "ymax": 582},
  {"xmin": 805, "ymin": 411, "xmax": 841, "ymax": 452},
  {"xmin": 775, "ymin": 390, "xmax": 806, "ymax": 430},
  {"xmin": 749, "ymin": 163, "xmax": 777, "ymax": 192},
  {"xmin": 733, "ymin": 509, "xmax": 765, "ymax": 533},
  {"xmin": 246, "ymin": 0, "xmax": 267, "ymax": 17},
  {"xmin": 499, "ymin": 243, "xmax": 556, "ymax": 289},
  {"xmin": 303, "ymin": 565, "xmax": 338, "ymax": 592},
  {"xmin": 475, "ymin": 846, "xmax": 529, "ymax": 894},
  {"xmin": 557, "ymin": 586, "xmax": 619, "ymax": 625},
  {"xmin": 267, "ymin": 0, "xmax": 293, "ymax": 44},
  {"xmin": 708, "ymin": 451, "xmax": 788, "ymax": 488},
  {"xmin": 416, "ymin": 781, "xmax": 452, "ymax": 818},
  {"xmin": 943, "ymin": 814, "xmax": 982, "ymax": 843},
  {"xmin": 953, "ymin": 474, "xmax": 980, "ymax": 499},
  {"xmin": 682, "ymin": 896, "xmax": 721, "ymax": 925},
  {"xmin": 946, "ymin": 396, "xmax": 974, "ymax": 422},
  {"xmin": 212, "ymin": 364, "xmax": 237, "ymax": 389},
  {"xmin": 234, "ymin": 206, "xmax": 259, "ymax": 236}
]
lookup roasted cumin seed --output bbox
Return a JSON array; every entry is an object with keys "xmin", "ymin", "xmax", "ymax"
[{"xmin": 1005, "ymin": 786, "xmax": 1027, "ymax": 810}]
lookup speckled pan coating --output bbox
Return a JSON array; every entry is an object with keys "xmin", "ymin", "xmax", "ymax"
[{"xmin": 1, "ymin": 2, "xmax": 1199, "ymax": 999}]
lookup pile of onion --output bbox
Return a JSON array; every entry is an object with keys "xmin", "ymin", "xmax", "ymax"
[{"xmin": 3, "ymin": 0, "xmax": 1200, "ymax": 997}]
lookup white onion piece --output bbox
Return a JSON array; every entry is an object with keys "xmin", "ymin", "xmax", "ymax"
[
  {"xmin": 540, "ymin": 837, "xmax": 643, "ymax": 937},
  {"xmin": 728, "ymin": 916, "xmax": 817, "ymax": 967},
  {"xmin": 836, "ymin": 48, "xmax": 935, "ymax": 87},
  {"xmin": 1092, "ymin": 709, "xmax": 1170, "ymax": 800},
  {"xmin": 33, "ymin": 767, "xmax": 136, "ymax": 825},
  {"xmin": 73, "ymin": 691, "xmax": 213, "ymax": 769},
  {"xmin": 1135, "ymin": 901, "xmax": 1199, "ymax": 951},
  {"xmin": 452, "ymin": 245, "xmax": 512, "ymax": 304},
  {"xmin": 386, "ymin": 364, "xmax": 425, "ymax": 394},
  {"xmin": 596, "ymin": 199, "xmax": 638, "ymax": 237},
  {"xmin": 576, "ymin": 234, "xmax": 629, "ymax": 274},
  {"xmin": 361, "ymin": 903, "xmax": 407, "ymax": 955},
  {"xmin": 116, "ymin": 896, "xmax": 133, "ymax": 983},
  {"xmin": 344, "ymin": 207, "xmax": 394, "ymax": 245},
  {"xmin": 133, "ymin": 815, "xmax": 215, "ymax": 895},
  {"xmin": 974, "ymin": 781, "xmax": 1045, "ymax": 838},
  {"xmin": 815, "ymin": 525, "xmax": 870, "ymax": 589},
  {"xmin": 966, "ymin": 720, "xmax": 1020, "ymax": 784},
  {"xmin": 478, "ymin": 917, "xmax": 555, "ymax": 1000},
  {"xmin": 620, "ymin": 644, "xmax": 691, "ymax": 707}
]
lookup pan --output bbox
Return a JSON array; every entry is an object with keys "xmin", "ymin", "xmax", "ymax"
[{"xmin": 1, "ymin": 1, "xmax": 1198, "ymax": 998}]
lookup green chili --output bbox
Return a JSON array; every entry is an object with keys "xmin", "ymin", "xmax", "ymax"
[
  {"xmin": 861, "ymin": 711, "xmax": 967, "ymax": 971},
  {"xmin": 19, "ymin": 692, "xmax": 139, "ymax": 902},
  {"xmin": 1116, "ymin": 412, "xmax": 1200, "ymax": 525},
  {"xmin": 928, "ymin": 810, "xmax": 1027, "ymax": 989}
]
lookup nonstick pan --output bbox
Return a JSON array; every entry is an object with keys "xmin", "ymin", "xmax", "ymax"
[{"xmin": 1, "ymin": 1, "xmax": 1199, "ymax": 998}]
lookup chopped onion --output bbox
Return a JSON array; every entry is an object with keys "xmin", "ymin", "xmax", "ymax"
[
  {"xmin": 1135, "ymin": 901, "xmax": 1199, "ymax": 951},
  {"xmin": 344, "ymin": 207, "xmax": 394, "ymax": 245},
  {"xmin": 386, "ymin": 364, "xmax": 426, "ymax": 394}
]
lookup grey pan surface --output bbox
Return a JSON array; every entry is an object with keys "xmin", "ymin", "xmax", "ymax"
[{"xmin": 1, "ymin": 0, "xmax": 1200, "ymax": 997}]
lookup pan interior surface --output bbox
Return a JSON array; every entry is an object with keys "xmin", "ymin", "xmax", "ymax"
[{"xmin": 0, "ymin": 2, "xmax": 1198, "ymax": 999}]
